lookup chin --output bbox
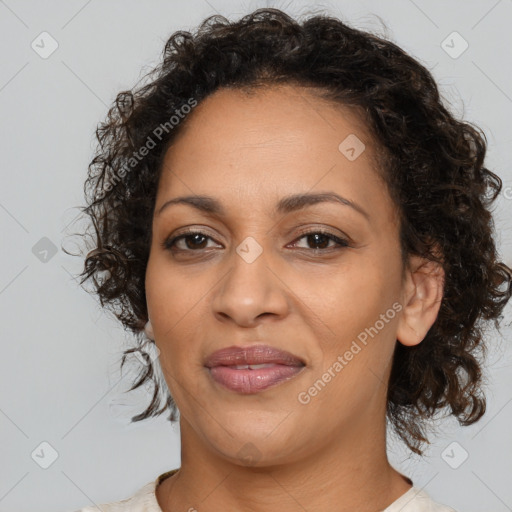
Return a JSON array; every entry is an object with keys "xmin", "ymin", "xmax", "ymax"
[{"xmin": 201, "ymin": 416, "xmax": 304, "ymax": 467}]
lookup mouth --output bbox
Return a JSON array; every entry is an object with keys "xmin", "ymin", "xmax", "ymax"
[{"xmin": 204, "ymin": 344, "xmax": 305, "ymax": 394}]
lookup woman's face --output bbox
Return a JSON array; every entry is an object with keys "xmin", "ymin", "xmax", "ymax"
[{"xmin": 146, "ymin": 84, "xmax": 413, "ymax": 465}]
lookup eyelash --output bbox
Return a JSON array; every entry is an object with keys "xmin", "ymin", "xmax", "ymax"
[{"xmin": 161, "ymin": 228, "xmax": 350, "ymax": 253}]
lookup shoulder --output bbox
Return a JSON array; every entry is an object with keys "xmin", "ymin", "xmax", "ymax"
[
  {"xmin": 75, "ymin": 481, "xmax": 158, "ymax": 512},
  {"xmin": 385, "ymin": 485, "xmax": 459, "ymax": 512},
  {"xmin": 73, "ymin": 469, "xmax": 178, "ymax": 512}
]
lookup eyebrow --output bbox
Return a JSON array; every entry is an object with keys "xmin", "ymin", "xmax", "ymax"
[{"xmin": 156, "ymin": 192, "xmax": 370, "ymax": 220}]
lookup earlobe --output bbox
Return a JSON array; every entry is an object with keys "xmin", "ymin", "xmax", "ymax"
[
  {"xmin": 396, "ymin": 255, "xmax": 445, "ymax": 347},
  {"xmin": 144, "ymin": 319, "xmax": 155, "ymax": 340}
]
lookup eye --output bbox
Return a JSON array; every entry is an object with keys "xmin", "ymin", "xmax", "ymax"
[
  {"xmin": 162, "ymin": 230, "xmax": 221, "ymax": 251},
  {"xmin": 162, "ymin": 228, "xmax": 350, "ymax": 253},
  {"xmin": 289, "ymin": 230, "xmax": 349, "ymax": 251}
]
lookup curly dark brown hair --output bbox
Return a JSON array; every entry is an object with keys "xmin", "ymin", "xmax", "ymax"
[{"xmin": 72, "ymin": 8, "xmax": 512, "ymax": 455}]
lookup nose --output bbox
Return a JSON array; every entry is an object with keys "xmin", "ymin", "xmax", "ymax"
[{"xmin": 211, "ymin": 243, "xmax": 290, "ymax": 327}]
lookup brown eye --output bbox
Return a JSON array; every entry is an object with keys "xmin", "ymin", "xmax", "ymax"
[
  {"xmin": 162, "ymin": 229, "xmax": 349, "ymax": 253},
  {"xmin": 180, "ymin": 233, "xmax": 208, "ymax": 250},
  {"xmin": 290, "ymin": 230, "xmax": 349, "ymax": 251},
  {"xmin": 163, "ymin": 231, "xmax": 219, "ymax": 251},
  {"xmin": 305, "ymin": 233, "xmax": 331, "ymax": 249}
]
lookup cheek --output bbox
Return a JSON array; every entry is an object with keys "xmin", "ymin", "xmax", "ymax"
[
  {"xmin": 144, "ymin": 256, "xmax": 206, "ymax": 390},
  {"xmin": 313, "ymin": 255, "xmax": 402, "ymax": 378},
  {"xmin": 145, "ymin": 262, "xmax": 206, "ymax": 412},
  {"xmin": 311, "ymin": 260, "xmax": 398, "ymax": 333},
  {"xmin": 145, "ymin": 253, "xmax": 207, "ymax": 336}
]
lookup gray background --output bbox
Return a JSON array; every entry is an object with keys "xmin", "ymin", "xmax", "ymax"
[{"xmin": 1, "ymin": 0, "xmax": 511, "ymax": 511}]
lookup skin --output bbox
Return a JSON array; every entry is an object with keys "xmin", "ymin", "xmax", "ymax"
[{"xmin": 145, "ymin": 84, "xmax": 445, "ymax": 512}]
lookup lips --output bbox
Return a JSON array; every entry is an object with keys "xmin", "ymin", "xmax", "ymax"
[
  {"xmin": 204, "ymin": 344, "xmax": 305, "ymax": 394},
  {"xmin": 204, "ymin": 345, "xmax": 305, "ymax": 368}
]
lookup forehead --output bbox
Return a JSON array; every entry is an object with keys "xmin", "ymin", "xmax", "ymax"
[
  {"xmin": 172, "ymin": 84, "xmax": 372, "ymax": 151},
  {"xmin": 156, "ymin": 84, "xmax": 396, "ymax": 227}
]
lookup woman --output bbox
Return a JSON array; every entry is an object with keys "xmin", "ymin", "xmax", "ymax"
[{"xmin": 74, "ymin": 7, "xmax": 511, "ymax": 512}]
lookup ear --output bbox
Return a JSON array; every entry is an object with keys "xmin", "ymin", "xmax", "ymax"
[
  {"xmin": 396, "ymin": 254, "xmax": 445, "ymax": 347},
  {"xmin": 144, "ymin": 319, "xmax": 155, "ymax": 340}
]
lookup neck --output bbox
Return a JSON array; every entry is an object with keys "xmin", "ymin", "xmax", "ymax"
[{"xmin": 156, "ymin": 414, "xmax": 412, "ymax": 512}]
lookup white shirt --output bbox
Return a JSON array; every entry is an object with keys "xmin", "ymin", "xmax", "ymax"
[{"xmin": 75, "ymin": 469, "xmax": 458, "ymax": 512}]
